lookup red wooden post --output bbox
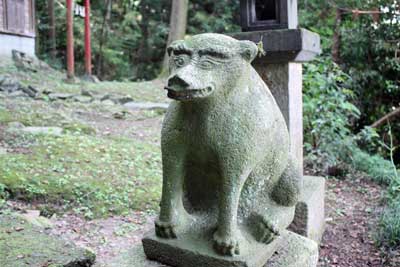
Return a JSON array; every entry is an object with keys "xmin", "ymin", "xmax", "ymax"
[
  {"xmin": 84, "ymin": 0, "xmax": 92, "ymax": 76},
  {"xmin": 66, "ymin": 0, "xmax": 75, "ymax": 79}
]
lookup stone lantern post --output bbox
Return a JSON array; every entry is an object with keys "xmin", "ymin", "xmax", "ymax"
[
  {"xmin": 234, "ymin": 0, "xmax": 321, "ymax": 172},
  {"xmin": 233, "ymin": 0, "xmax": 326, "ymax": 247}
]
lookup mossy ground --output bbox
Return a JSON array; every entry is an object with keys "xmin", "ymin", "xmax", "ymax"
[
  {"xmin": 0, "ymin": 133, "xmax": 162, "ymax": 218},
  {"xmin": 0, "ymin": 62, "xmax": 164, "ymax": 218},
  {"xmin": 0, "ymin": 213, "xmax": 96, "ymax": 267}
]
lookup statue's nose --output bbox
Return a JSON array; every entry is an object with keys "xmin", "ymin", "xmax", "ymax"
[{"xmin": 167, "ymin": 75, "xmax": 190, "ymax": 90}]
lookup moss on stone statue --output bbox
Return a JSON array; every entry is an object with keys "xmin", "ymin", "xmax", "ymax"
[{"xmin": 0, "ymin": 214, "xmax": 95, "ymax": 267}]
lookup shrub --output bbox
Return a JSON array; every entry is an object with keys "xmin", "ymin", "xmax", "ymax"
[
  {"xmin": 303, "ymin": 57, "xmax": 360, "ymax": 170},
  {"xmin": 378, "ymin": 200, "xmax": 400, "ymax": 248}
]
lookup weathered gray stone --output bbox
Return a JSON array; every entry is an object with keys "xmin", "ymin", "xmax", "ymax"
[
  {"xmin": 21, "ymin": 85, "xmax": 39, "ymax": 98},
  {"xmin": 232, "ymin": 29, "xmax": 321, "ymax": 63},
  {"xmin": 0, "ymin": 214, "xmax": 95, "ymax": 267},
  {"xmin": 143, "ymin": 230, "xmax": 282, "ymax": 267},
  {"xmin": 289, "ymin": 176, "xmax": 326, "ymax": 243},
  {"xmin": 117, "ymin": 95, "xmax": 134, "ymax": 104},
  {"xmin": 145, "ymin": 33, "xmax": 302, "ymax": 266},
  {"xmin": 101, "ymin": 99, "xmax": 115, "ymax": 106},
  {"xmin": 49, "ymin": 93, "xmax": 74, "ymax": 101},
  {"xmin": 101, "ymin": 93, "xmax": 134, "ymax": 104},
  {"xmin": 0, "ymin": 77, "xmax": 21, "ymax": 92},
  {"xmin": 8, "ymin": 90, "xmax": 28, "ymax": 98},
  {"xmin": 123, "ymin": 102, "xmax": 169, "ymax": 110},
  {"xmin": 111, "ymin": 232, "xmax": 317, "ymax": 267},
  {"xmin": 21, "ymin": 127, "xmax": 63, "ymax": 136},
  {"xmin": 81, "ymin": 88, "xmax": 94, "ymax": 97},
  {"xmin": 267, "ymin": 232, "xmax": 318, "ymax": 267},
  {"xmin": 42, "ymin": 89, "xmax": 53, "ymax": 95},
  {"xmin": 73, "ymin": 95, "xmax": 93, "ymax": 103},
  {"xmin": 12, "ymin": 50, "xmax": 38, "ymax": 72}
]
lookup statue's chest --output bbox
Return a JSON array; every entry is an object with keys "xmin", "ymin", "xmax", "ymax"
[{"xmin": 181, "ymin": 114, "xmax": 220, "ymax": 160}]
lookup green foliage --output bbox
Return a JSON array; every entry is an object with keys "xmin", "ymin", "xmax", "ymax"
[
  {"xmin": 300, "ymin": 0, "xmax": 400, "ymax": 165},
  {"xmin": 378, "ymin": 200, "xmax": 400, "ymax": 248},
  {"xmin": 35, "ymin": 0, "xmax": 242, "ymax": 81},
  {"xmin": 187, "ymin": 0, "xmax": 241, "ymax": 34},
  {"xmin": 303, "ymin": 57, "xmax": 360, "ymax": 167},
  {"xmin": 341, "ymin": 144, "xmax": 397, "ymax": 185}
]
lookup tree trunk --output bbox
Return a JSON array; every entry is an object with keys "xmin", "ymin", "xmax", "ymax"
[
  {"xmin": 332, "ymin": 8, "xmax": 342, "ymax": 63},
  {"xmin": 48, "ymin": 0, "xmax": 56, "ymax": 59},
  {"xmin": 96, "ymin": 0, "xmax": 112, "ymax": 78},
  {"xmin": 160, "ymin": 0, "xmax": 189, "ymax": 75}
]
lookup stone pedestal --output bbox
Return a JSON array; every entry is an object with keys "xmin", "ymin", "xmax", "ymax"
[
  {"xmin": 289, "ymin": 176, "xmax": 326, "ymax": 243},
  {"xmin": 142, "ymin": 230, "xmax": 282, "ymax": 267},
  {"xmin": 112, "ymin": 232, "xmax": 318, "ymax": 267}
]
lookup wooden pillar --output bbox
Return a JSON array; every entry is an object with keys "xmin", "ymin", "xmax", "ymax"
[
  {"xmin": 66, "ymin": 0, "xmax": 74, "ymax": 79},
  {"xmin": 84, "ymin": 0, "xmax": 92, "ymax": 76}
]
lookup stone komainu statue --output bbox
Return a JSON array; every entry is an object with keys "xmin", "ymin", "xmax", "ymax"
[{"xmin": 155, "ymin": 33, "xmax": 302, "ymax": 257}]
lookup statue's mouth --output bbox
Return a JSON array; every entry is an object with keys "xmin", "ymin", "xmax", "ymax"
[{"xmin": 165, "ymin": 86, "xmax": 214, "ymax": 101}]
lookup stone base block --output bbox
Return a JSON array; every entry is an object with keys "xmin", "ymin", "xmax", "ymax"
[
  {"xmin": 109, "ymin": 232, "xmax": 318, "ymax": 267},
  {"xmin": 142, "ymin": 229, "xmax": 282, "ymax": 267},
  {"xmin": 289, "ymin": 176, "xmax": 326, "ymax": 243}
]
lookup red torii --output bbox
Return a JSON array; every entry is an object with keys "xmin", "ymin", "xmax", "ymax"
[{"xmin": 66, "ymin": 0, "xmax": 92, "ymax": 80}]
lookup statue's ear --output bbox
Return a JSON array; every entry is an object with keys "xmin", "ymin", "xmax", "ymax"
[{"xmin": 239, "ymin": 40, "xmax": 258, "ymax": 62}]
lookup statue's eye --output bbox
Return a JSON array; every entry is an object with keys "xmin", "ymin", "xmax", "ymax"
[
  {"xmin": 173, "ymin": 55, "xmax": 188, "ymax": 67},
  {"xmin": 198, "ymin": 58, "xmax": 214, "ymax": 69}
]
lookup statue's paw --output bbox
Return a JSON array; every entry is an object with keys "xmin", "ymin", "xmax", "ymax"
[
  {"xmin": 257, "ymin": 219, "xmax": 280, "ymax": 244},
  {"xmin": 155, "ymin": 219, "xmax": 177, "ymax": 239},
  {"xmin": 213, "ymin": 231, "xmax": 240, "ymax": 256}
]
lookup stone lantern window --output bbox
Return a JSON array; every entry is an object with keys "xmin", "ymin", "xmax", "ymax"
[{"xmin": 240, "ymin": 0, "xmax": 298, "ymax": 31}]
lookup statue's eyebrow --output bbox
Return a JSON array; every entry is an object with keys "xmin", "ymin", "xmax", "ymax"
[
  {"xmin": 167, "ymin": 43, "xmax": 193, "ymax": 56},
  {"xmin": 198, "ymin": 47, "xmax": 232, "ymax": 59}
]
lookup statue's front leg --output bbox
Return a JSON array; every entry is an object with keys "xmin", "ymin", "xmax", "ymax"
[
  {"xmin": 213, "ymin": 168, "xmax": 250, "ymax": 256},
  {"xmin": 156, "ymin": 149, "xmax": 186, "ymax": 239}
]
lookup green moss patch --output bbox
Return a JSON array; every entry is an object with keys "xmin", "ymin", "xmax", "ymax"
[
  {"xmin": 0, "ymin": 214, "xmax": 96, "ymax": 267},
  {"xmin": 0, "ymin": 134, "xmax": 162, "ymax": 218}
]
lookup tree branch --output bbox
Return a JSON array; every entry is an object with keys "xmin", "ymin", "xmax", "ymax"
[{"xmin": 370, "ymin": 107, "xmax": 400, "ymax": 128}]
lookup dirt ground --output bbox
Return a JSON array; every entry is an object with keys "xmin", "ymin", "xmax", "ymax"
[
  {"xmin": 318, "ymin": 177, "xmax": 400, "ymax": 267},
  {"xmin": 6, "ymin": 174, "xmax": 399, "ymax": 267}
]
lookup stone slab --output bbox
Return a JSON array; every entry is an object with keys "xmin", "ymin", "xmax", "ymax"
[
  {"xmin": 231, "ymin": 29, "xmax": 321, "ymax": 63},
  {"xmin": 142, "ymin": 229, "xmax": 282, "ymax": 267},
  {"xmin": 0, "ymin": 214, "xmax": 95, "ymax": 267},
  {"xmin": 124, "ymin": 102, "xmax": 169, "ymax": 111},
  {"xmin": 289, "ymin": 176, "xmax": 326, "ymax": 243},
  {"xmin": 106, "ymin": 231, "xmax": 318, "ymax": 267}
]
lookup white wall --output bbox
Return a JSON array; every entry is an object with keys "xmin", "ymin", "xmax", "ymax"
[{"xmin": 0, "ymin": 33, "xmax": 35, "ymax": 57}]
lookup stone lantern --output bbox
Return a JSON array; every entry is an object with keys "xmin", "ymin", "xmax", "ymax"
[
  {"xmin": 240, "ymin": 0, "xmax": 298, "ymax": 31},
  {"xmin": 234, "ymin": 0, "xmax": 326, "ymax": 261}
]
